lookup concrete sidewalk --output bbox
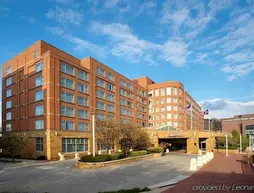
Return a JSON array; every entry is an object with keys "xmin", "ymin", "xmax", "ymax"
[{"xmin": 162, "ymin": 153, "xmax": 254, "ymax": 193}]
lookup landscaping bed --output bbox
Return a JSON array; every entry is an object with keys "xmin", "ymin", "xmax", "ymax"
[{"xmin": 76, "ymin": 148, "xmax": 164, "ymax": 169}]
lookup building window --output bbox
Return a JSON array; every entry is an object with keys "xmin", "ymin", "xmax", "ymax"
[
  {"xmin": 96, "ymin": 66, "xmax": 105, "ymax": 77},
  {"xmin": 127, "ymin": 110, "xmax": 132, "ymax": 117},
  {"xmin": 120, "ymin": 79, "xmax": 126, "ymax": 87},
  {"xmin": 167, "ymin": 113, "xmax": 172, "ymax": 119},
  {"xmin": 96, "ymin": 78, "xmax": 105, "ymax": 88},
  {"xmin": 120, "ymin": 89, "xmax": 126, "ymax": 96},
  {"xmin": 36, "ymin": 137, "xmax": 43, "ymax": 152},
  {"xmin": 166, "ymin": 98, "xmax": 171, "ymax": 103},
  {"xmin": 35, "ymin": 120, "xmax": 44, "ymax": 130},
  {"xmin": 161, "ymin": 107, "xmax": 165, "ymax": 112},
  {"xmin": 127, "ymin": 83, "xmax": 133, "ymax": 90},
  {"xmin": 61, "ymin": 91, "xmax": 74, "ymax": 103},
  {"xmin": 35, "ymin": 60, "xmax": 44, "ymax": 72},
  {"xmin": 167, "ymin": 121, "xmax": 172, "ymax": 126},
  {"xmin": 77, "ymin": 110, "xmax": 88, "ymax": 119},
  {"xmin": 156, "ymin": 107, "xmax": 159, "ymax": 112},
  {"xmin": 61, "ymin": 106, "xmax": 74, "ymax": 117},
  {"xmin": 161, "ymin": 114, "xmax": 165, "ymax": 119},
  {"xmin": 174, "ymin": 114, "xmax": 178, "ymax": 119},
  {"xmin": 160, "ymin": 88, "xmax": 165, "ymax": 96},
  {"xmin": 107, "ymin": 104, "xmax": 114, "ymax": 112},
  {"xmin": 166, "ymin": 87, "xmax": 171, "ymax": 95},
  {"xmin": 161, "ymin": 99, "xmax": 165, "ymax": 104},
  {"xmin": 155, "ymin": 99, "xmax": 159, "ymax": 105},
  {"xmin": 155, "ymin": 89, "xmax": 159, "ymax": 96},
  {"xmin": 97, "ymin": 113, "xmax": 105, "ymax": 120},
  {"xmin": 108, "ymin": 72, "xmax": 114, "ymax": 81},
  {"xmin": 107, "ymin": 83, "xmax": 115, "ymax": 92},
  {"xmin": 107, "ymin": 115, "xmax": 114, "ymax": 120},
  {"xmin": 174, "ymin": 106, "xmax": 178, "ymax": 111},
  {"xmin": 173, "ymin": 88, "xmax": 178, "ymax": 95},
  {"xmin": 96, "ymin": 90, "xmax": 105, "ymax": 99},
  {"xmin": 6, "ymin": 101, "xmax": 11, "ymax": 109},
  {"xmin": 61, "ymin": 77, "xmax": 74, "ymax": 89},
  {"xmin": 167, "ymin": 106, "xmax": 172, "ymax": 111},
  {"xmin": 6, "ymin": 89, "xmax": 12, "ymax": 98},
  {"xmin": 120, "ymin": 98, "xmax": 126, "ymax": 106},
  {"xmin": 35, "ymin": 105, "xmax": 44, "ymax": 116},
  {"xmin": 96, "ymin": 101, "xmax": 105, "ymax": 110},
  {"xmin": 156, "ymin": 115, "xmax": 160, "ymax": 120},
  {"xmin": 77, "ymin": 96, "xmax": 88, "ymax": 106},
  {"xmin": 61, "ymin": 120, "xmax": 74, "ymax": 130},
  {"xmin": 120, "ymin": 108, "xmax": 127, "ymax": 115},
  {"xmin": 107, "ymin": 94, "xmax": 115, "ymax": 102},
  {"xmin": 127, "ymin": 101, "xmax": 133, "ymax": 108},
  {"xmin": 78, "ymin": 123, "xmax": 88, "ymax": 131},
  {"xmin": 174, "ymin": 122, "xmax": 178, "ymax": 127},
  {"xmin": 35, "ymin": 90, "xmax": 44, "ymax": 101},
  {"xmin": 61, "ymin": 61, "xmax": 74, "ymax": 75},
  {"xmin": 6, "ymin": 124, "xmax": 11, "ymax": 131},
  {"xmin": 6, "ymin": 112, "xmax": 11, "ymax": 120},
  {"xmin": 5, "ymin": 66, "xmax": 11, "ymax": 75},
  {"xmin": 62, "ymin": 138, "xmax": 88, "ymax": 153},
  {"xmin": 35, "ymin": 76, "xmax": 43, "ymax": 87},
  {"xmin": 78, "ymin": 69, "xmax": 88, "ymax": 81},
  {"xmin": 6, "ymin": 77, "xmax": 12, "ymax": 86},
  {"xmin": 173, "ymin": 98, "xmax": 178, "ymax": 103},
  {"xmin": 98, "ymin": 143, "xmax": 114, "ymax": 151},
  {"xmin": 77, "ymin": 83, "xmax": 88, "ymax": 94}
]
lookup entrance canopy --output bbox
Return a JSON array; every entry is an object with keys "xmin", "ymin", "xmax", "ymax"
[
  {"xmin": 156, "ymin": 125, "xmax": 182, "ymax": 132},
  {"xmin": 156, "ymin": 125, "xmax": 183, "ymax": 138}
]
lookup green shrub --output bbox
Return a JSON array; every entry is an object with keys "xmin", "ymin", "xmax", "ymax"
[
  {"xmin": 108, "ymin": 153, "xmax": 125, "ymax": 161},
  {"xmin": 80, "ymin": 154, "xmax": 125, "ymax": 162},
  {"xmin": 147, "ymin": 147, "xmax": 164, "ymax": 154},
  {"xmin": 130, "ymin": 150, "xmax": 148, "ymax": 157},
  {"xmin": 80, "ymin": 155, "xmax": 109, "ymax": 162}
]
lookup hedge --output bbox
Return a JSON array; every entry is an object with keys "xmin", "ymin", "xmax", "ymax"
[
  {"xmin": 130, "ymin": 150, "xmax": 148, "ymax": 157},
  {"xmin": 147, "ymin": 147, "xmax": 164, "ymax": 154},
  {"xmin": 80, "ymin": 153, "xmax": 125, "ymax": 162}
]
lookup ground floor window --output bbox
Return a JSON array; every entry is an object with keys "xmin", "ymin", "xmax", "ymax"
[
  {"xmin": 62, "ymin": 138, "xmax": 88, "ymax": 153},
  {"xmin": 36, "ymin": 137, "xmax": 43, "ymax": 152},
  {"xmin": 97, "ymin": 143, "xmax": 114, "ymax": 151}
]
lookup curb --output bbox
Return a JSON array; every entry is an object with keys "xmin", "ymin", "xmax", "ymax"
[
  {"xmin": 148, "ymin": 175, "xmax": 190, "ymax": 189},
  {"xmin": 2, "ymin": 159, "xmax": 76, "ymax": 170}
]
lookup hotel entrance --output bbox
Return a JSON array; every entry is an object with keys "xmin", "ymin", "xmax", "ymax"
[{"xmin": 157, "ymin": 125, "xmax": 187, "ymax": 152}]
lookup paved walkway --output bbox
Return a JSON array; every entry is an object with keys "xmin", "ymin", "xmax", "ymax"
[{"xmin": 163, "ymin": 153, "xmax": 254, "ymax": 193}]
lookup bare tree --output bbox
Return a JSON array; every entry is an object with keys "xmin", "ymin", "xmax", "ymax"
[{"xmin": 96, "ymin": 120, "xmax": 120, "ymax": 154}]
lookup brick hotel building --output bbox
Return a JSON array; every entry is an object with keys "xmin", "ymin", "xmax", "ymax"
[{"xmin": 1, "ymin": 40, "xmax": 203, "ymax": 160}]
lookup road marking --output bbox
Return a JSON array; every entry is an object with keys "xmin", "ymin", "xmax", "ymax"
[{"xmin": 35, "ymin": 166, "xmax": 58, "ymax": 170}]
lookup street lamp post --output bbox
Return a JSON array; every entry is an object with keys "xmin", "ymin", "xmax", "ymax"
[
  {"xmin": 92, "ymin": 115, "xmax": 95, "ymax": 157},
  {"xmin": 226, "ymin": 132, "xmax": 228, "ymax": 157}
]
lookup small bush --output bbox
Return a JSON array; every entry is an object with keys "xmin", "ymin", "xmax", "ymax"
[
  {"xmin": 80, "ymin": 155, "xmax": 109, "ymax": 162},
  {"xmin": 130, "ymin": 150, "xmax": 148, "ymax": 157},
  {"xmin": 80, "ymin": 153, "xmax": 125, "ymax": 162},
  {"xmin": 147, "ymin": 147, "xmax": 164, "ymax": 154},
  {"xmin": 108, "ymin": 153, "xmax": 125, "ymax": 161}
]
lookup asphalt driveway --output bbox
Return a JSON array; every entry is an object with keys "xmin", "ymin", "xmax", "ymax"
[{"xmin": 0, "ymin": 153, "xmax": 197, "ymax": 193}]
